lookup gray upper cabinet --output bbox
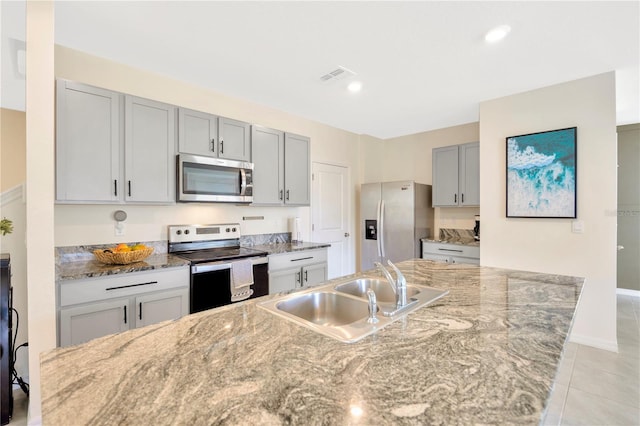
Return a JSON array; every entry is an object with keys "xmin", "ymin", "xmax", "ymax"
[
  {"xmin": 56, "ymin": 80, "xmax": 176, "ymax": 204},
  {"xmin": 251, "ymin": 126, "xmax": 285, "ymax": 205},
  {"xmin": 284, "ymin": 133, "xmax": 310, "ymax": 206},
  {"xmin": 124, "ymin": 96, "xmax": 176, "ymax": 203},
  {"xmin": 178, "ymin": 108, "xmax": 218, "ymax": 157},
  {"xmin": 218, "ymin": 117, "xmax": 251, "ymax": 162},
  {"xmin": 56, "ymin": 80, "xmax": 121, "ymax": 203},
  {"xmin": 178, "ymin": 108, "xmax": 250, "ymax": 162},
  {"xmin": 432, "ymin": 142, "xmax": 479, "ymax": 207},
  {"xmin": 251, "ymin": 128, "xmax": 310, "ymax": 206}
]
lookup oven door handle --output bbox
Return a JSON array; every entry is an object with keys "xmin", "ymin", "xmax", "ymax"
[
  {"xmin": 239, "ymin": 169, "xmax": 247, "ymax": 196},
  {"xmin": 192, "ymin": 256, "xmax": 268, "ymax": 274}
]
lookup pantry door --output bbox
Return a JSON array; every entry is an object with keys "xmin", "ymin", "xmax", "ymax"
[{"xmin": 311, "ymin": 162, "xmax": 352, "ymax": 279}]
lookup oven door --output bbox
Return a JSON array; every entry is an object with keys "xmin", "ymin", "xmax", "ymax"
[
  {"xmin": 190, "ymin": 257, "xmax": 267, "ymax": 314},
  {"xmin": 177, "ymin": 154, "xmax": 253, "ymax": 203}
]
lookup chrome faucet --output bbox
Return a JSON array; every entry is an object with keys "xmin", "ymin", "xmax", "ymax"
[
  {"xmin": 374, "ymin": 260, "xmax": 408, "ymax": 308},
  {"xmin": 366, "ymin": 288, "xmax": 379, "ymax": 324}
]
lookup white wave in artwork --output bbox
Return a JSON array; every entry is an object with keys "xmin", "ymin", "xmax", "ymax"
[
  {"xmin": 507, "ymin": 161, "xmax": 575, "ymax": 217},
  {"xmin": 507, "ymin": 139, "xmax": 556, "ymax": 170}
]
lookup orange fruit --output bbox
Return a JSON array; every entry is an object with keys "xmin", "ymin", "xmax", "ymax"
[
  {"xmin": 132, "ymin": 244, "xmax": 146, "ymax": 251},
  {"xmin": 115, "ymin": 243, "xmax": 131, "ymax": 252}
]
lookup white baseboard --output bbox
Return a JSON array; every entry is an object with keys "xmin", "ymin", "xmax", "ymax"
[
  {"xmin": 617, "ymin": 288, "xmax": 640, "ymax": 297},
  {"xmin": 569, "ymin": 333, "xmax": 618, "ymax": 352}
]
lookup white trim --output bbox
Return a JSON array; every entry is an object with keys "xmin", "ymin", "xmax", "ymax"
[
  {"xmin": 617, "ymin": 288, "xmax": 640, "ymax": 298},
  {"xmin": 0, "ymin": 183, "xmax": 25, "ymax": 206},
  {"xmin": 569, "ymin": 333, "xmax": 618, "ymax": 353}
]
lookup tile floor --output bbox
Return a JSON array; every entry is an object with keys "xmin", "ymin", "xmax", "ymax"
[
  {"xmin": 544, "ymin": 294, "xmax": 640, "ymax": 426},
  {"xmin": 7, "ymin": 295, "xmax": 640, "ymax": 425}
]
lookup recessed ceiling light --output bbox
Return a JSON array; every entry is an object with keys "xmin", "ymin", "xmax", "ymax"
[
  {"xmin": 485, "ymin": 25, "xmax": 511, "ymax": 43},
  {"xmin": 347, "ymin": 81, "xmax": 363, "ymax": 93}
]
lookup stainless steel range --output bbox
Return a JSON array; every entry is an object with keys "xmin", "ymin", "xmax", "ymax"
[{"xmin": 168, "ymin": 224, "xmax": 268, "ymax": 313}]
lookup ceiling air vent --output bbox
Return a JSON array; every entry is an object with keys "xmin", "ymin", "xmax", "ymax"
[{"xmin": 319, "ymin": 66, "xmax": 356, "ymax": 83}]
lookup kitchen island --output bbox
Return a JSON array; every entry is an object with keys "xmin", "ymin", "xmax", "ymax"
[{"xmin": 41, "ymin": 259, "xmax": 583, "ymax": 425}]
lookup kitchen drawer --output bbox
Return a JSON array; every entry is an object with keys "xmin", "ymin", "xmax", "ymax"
[
  {"xmin": 422, "ymin": 242, "xmax": 479, "ymax": 259},
  {"xmin": 59, "ymin": 266, "xmax": 189, "ymax": 307},
  {"xmin": 268, "ymin": 249, "xmax": 327, "ymax": 271}
]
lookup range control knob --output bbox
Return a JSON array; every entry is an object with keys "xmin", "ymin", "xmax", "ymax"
[
  {"xmin": 176, "ymin": 230, "xmax": 182, "ymax": 235},
  {"xmin": 232, "ymin": 227, "xmax": 237, "ymax": 232},
  {"xmin": 184, "ymin": 229, "xmax": 190, "ymax": 235}
]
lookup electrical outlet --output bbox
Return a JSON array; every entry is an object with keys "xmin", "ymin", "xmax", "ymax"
[{"xmin": 115, "ymin": 223, "xmax": 125, "ymax": 236}]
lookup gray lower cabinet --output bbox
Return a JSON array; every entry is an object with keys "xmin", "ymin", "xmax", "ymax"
[
  {"xmin": 268, "ymin": 249, "xmax": 328, "ymax": 294},
  {"xmin": 58, "ymin": 266, "xmax": 189, "ymax": 347},
  {"xmin": 432, "ymin": 142, "xmax": 479, "ymax": 207},
  {"xmin": 251, "ymin": 126, "xmax": 310, "ymax": 206},
  {"xmin": 56, "ymin": 80, "xmax": 176, "ymax": 204},
  {"xmin": 422, "ymin": 242, "xmax": 479, "ymax": 265},
  {"xmin": 178, "ymin": 107, "xmax": 251, "ymax": 162}
]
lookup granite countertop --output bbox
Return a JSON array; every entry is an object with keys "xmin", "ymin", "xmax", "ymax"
[
  {"xmin": 41, "ymin": 259, "xmax": 583, "ymax": 425},
  {"xmin": 422, "ymin": 238, "xmax": 480, "ymax": 247},
  {"xmin": 252, "ymin": 241, "xmax": 331, "ymax": 255},
  {"xmin": 56, "ymin": 253, "xmax": 191, "ymax": 281},
  {"xmin": 56, "ymin": 241, "xmax": 329, "ymax": 281}
]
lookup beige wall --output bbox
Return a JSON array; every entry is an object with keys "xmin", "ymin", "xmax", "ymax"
[
  {"xmin": 617, "ymin": 123, "xmax": 640, "ymax": 291},
  {"xmin": 26, "ymin": 1, "xmax": 56, "ymax": 423},
  {"xmin": 479, "ymin": 72, "xmax": 618, "ymax": 351},
  {"xmin": 0, "ymin": 108, "xmax": 26, "ymax": 191}
]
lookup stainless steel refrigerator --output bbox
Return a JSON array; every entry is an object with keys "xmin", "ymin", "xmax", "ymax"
[{"xmin": 360, "ymin": 181, "xmax": 434, "ymax": 271}]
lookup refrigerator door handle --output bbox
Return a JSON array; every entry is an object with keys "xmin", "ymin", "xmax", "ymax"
[{"xmin": 380, "ymin": 200, "xmax": 386, "ymax": 258}]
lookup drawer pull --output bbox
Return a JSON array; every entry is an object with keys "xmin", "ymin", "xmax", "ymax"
[
  {"xmin": 290, "ymin": 257, "xmax": 313, "ymax": 262},
  {"xmin": 437, "ymin": 248, "xmax": 464, "ymax": 253},
  {"xmin": 106, "ymin": 281, "xmax": 159, "ymax": 291},
  {"xmin": 123, "ymin": 305, "xmax": 127, "ymax": 324}
]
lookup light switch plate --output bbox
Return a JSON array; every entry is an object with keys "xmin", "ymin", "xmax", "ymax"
[{"xmin": 571, "ymin": 220, "xmax": 584, "ymax": 233}]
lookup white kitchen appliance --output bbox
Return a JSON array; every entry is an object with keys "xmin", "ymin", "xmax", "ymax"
[{"xmin": 360, "ymin": 181, "xmax": 434, "ymax": 271}]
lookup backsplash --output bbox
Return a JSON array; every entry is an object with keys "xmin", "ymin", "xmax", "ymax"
[
  {"xmin": 439, "ymin": 228, "xmax": 477, "ymax": 243},
  {"xmin": 55, "ymin": 233, "xmax": 292, "ymax": 264}
]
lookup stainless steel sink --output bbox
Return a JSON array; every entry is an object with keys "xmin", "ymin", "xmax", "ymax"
[
  {"xmin": 334, "ymin": 278, "xmax": 420, "ymax": 303},
  {"xmin": 258, "ymin": 278, "xmax": 449, "ymax": 343},
  {"xmin": 276, "ymin": 291, "xmax": 370, "ymax": 327}
]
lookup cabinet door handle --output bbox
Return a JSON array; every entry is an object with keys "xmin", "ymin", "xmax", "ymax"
[
  {"xmin": 123, "ymin": 305, "xmax": 127, "ymax": 324},
  {"xmin": 279, "ymin": 189, "xmax": 283, "ymax": 200},
  {"xmin": 295, "ymin": 271, "xmax": 301, "ymax": 286},
  {"xmin": 114, "ymin": 180, "xmax": 118, "ymax": 196},
  {"xmin": 454, "ymin": 193, "xmax": 457, "ymax": 203},
  {"xmin": 461, "ymin": 193, "xmax": 464, "ymax": 203},
  {"xmin": 304, "ymin": 270, "xmax": 308, "ymax": 282},
  {"xmin": 220, "ymin": 140, "xmax": 224, "ymax": 154},
  {"xmin": 286, "ymin": 190, "xmax": 290, "ymax": 201},
  {"xmin": 128, "ymin": 181, "xmax": 132, "ymax": 197},
  {"xmin": 139, "ymin": 302, "xmax": 142, "ymax": 320},
  {"xmin": 210, "ymin": 138, "xmax": 215, "ymax": 152}
]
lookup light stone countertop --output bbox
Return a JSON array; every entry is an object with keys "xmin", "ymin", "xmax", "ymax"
[
  {"xmin": 41, "ymin": 259, "xmax": 583, "ymax": 425},
  {"xmin": 251, "ymin": 241, "xmax": 331, "ymax": 255}
]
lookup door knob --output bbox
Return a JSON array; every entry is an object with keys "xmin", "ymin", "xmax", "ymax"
[{"xmin": 344, "ymin": 232, "xmax": 350, "ymax": 237}]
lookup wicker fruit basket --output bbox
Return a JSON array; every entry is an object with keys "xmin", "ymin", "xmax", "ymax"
[{"xmin": 93, "ymin": 247, "xmax": 154, "ymax": 265}]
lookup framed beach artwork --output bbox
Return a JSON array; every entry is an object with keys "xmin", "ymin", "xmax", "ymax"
[{"xmin": 506, "ymin": 127, "xmax": 577, "ymax": 218}]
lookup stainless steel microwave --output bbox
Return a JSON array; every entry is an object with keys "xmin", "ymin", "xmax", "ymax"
[{"xmin": 177, "ymin": 154, "xmax": 253, "ymax": 203}]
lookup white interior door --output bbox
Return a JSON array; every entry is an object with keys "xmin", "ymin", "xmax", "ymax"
[{"xmin": 312, "ymin": 162, "xmax": 351, "ymax": 279}]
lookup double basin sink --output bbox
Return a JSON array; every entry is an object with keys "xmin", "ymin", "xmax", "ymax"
[{"xmin": 258, "ymin": 277, "xmax": 448, "ymax": 343}]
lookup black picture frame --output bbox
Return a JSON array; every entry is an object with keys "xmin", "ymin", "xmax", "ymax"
[{"xmin": 506, "ymin": 127, "xmax": 577, "ymax": 218}]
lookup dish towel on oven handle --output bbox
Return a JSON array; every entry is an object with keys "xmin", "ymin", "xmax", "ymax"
[{"xmin": 230, "ymin": 259, "xmax": 254, "ymax": 302}]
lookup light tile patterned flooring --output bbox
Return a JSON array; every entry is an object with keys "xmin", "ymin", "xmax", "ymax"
[
  {"xmin": 544, "ymin": 294, "xmax": 640, "ymax": 425},
  {"xmin": 8, "ymin": 295, "xmax": 640, "ymax": 425}
]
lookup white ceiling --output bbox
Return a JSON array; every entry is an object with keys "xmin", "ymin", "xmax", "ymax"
[{"xmin": 6, "ymin": 2, "xmax": 640, "ymax": 139}]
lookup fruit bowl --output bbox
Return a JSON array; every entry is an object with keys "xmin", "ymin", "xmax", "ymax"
[{"xmin": 93, "ymin": 247, "xmax": 154, "ymax": 265}]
